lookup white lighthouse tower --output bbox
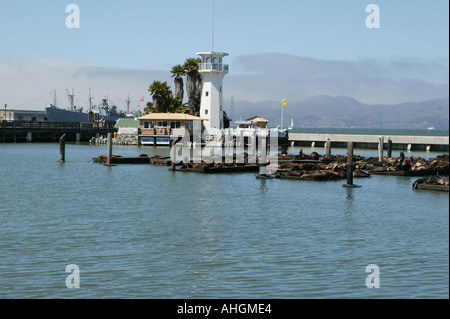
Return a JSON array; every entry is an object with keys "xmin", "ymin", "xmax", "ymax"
[{"xmin": 197, "ymin": 51, "xmax": 229, "ymax": 135}]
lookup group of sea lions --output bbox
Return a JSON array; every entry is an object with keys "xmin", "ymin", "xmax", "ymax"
[
  {"xmin": 270, "ymin": 150, "xmax": 449, "ymax": 181},
  {"xmin": 412, "ymin": 175, "xmax": 449, "ymax": 191}
]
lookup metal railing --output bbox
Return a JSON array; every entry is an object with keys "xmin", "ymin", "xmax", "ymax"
[
  {"xmin": 199, "ymin": 63, "xmax": 229, "ymax": 72},
  {"xmin": 0, "ymin": 120, "xmax": 116, "ymax": 131}
]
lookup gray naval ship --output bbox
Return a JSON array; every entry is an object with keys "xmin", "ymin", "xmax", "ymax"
[{"xmin": 45, "ymin": 89, "xmax": 133, "ymax": 122}]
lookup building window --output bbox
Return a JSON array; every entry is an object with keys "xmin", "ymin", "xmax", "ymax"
[
  {"xmin": 205, "ymin": 91, "xmax": 209, "ymax": 97},
  {"xmin": 170, "ymin": 121, "xmax": 181, "ymax": 129},
  {"xmin": 144, "ymin": 121, "xmax": 155, "ymax": 129},
  {"xmin": 205, "ymin": 110, "xmax": 208, "ymax": 115},
  {"xmin": 157, "ymin": 121, "xmax": 168, "ymax": 127}
]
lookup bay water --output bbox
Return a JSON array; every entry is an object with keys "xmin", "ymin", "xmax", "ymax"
[{"xmin": 0, "ymin": 140, "xmax": 448, "ymax": 299}]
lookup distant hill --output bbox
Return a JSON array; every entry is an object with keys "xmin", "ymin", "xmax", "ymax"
[{"xmin": 227, "ymin": 96, "xmax": 449, "ymax": 130}]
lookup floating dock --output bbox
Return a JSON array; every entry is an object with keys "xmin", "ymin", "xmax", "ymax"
[
  {"xmin": 93, "ymin": 154, "xmax": 151, "ymax": 164},
  {"xmin": 413, "ymin": 176, "xmax": 449, "ymax": 192},
  {"xmin": 177, "ymin": 163, "xmax": 261, "ymax": 173}
]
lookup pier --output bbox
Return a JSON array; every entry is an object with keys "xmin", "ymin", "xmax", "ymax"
[
  {"xmin": 288, "ymin": 133, "xmax": 449, "ymax": 152},
  {"xmin": 0, "ymin": 120, "xmax": 117, "ymax": 143}
]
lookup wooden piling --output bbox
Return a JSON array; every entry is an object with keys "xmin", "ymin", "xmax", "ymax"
[
  {"xmin": 106, "ymin": 133, "xmax": 113, "ymax": 165},
  {"xmin": 343, "ymin": 141, "xmax": 361, "ymax": 188},
  {"xmin": 378, "ymin": 136, "xmax": 384, "ymax": 162},
  {"xmin": 387, "ymin": 138, "xmax": 393, "ymax": 158},
  {"xmin": 170, "ymin": 141, "xmax": 177, "ymax": 171},
  {"xmin": 59, "ymin": 134, "xmax": 66, "ymax": 162},
  {"xmin": 259, "ymin": 134, "xmax": 268, "ymax": 175},
  {"xmin": 325, "ymin": 138, "xmax": 331, "ymax": 158},
  {"xmin": 346, "ymin": 142, "xmax": 354, "ymax": 186}
]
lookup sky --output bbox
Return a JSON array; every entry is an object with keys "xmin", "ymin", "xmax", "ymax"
[{"xmin": 0, "ymin": 0, "xmax": 448, "ymax": 112}]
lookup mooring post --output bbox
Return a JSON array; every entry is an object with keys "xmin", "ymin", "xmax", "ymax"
[
  {"xmin": 325, "ymin": 138, "xmax": 331, "ymax": 158},
  {"xmin": 378, "ymin": 136, "xmax": 384, "ymax": 163},
  {"xmin": 249, "ymin": 130, "xmax": 257, "ymax": 164},
  {"xmin": 59, "ymin": 134, "xmax": 66, "ymax": 162},
  {"xmin": 170, "ymin": 141, "xmax": 177, "ymax": 171},
  {"xmin": 387, "ymin": 137, "xmax": 393, "ymax": 158},
  {"xmin": 346, "ymin": 141, "xmax": 354, "ymax": 186},
  {"xmin": 259, "ymin": 133, "xmax": 268, "ymax": 175},
  {"xmin": 106, "ymin": 133, "xmax": 113, "ymax": 165}
]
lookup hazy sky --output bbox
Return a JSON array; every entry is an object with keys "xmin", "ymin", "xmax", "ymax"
[{"xmin": 0, "ymin": 0, "xmax": 448, "ymax": 111}]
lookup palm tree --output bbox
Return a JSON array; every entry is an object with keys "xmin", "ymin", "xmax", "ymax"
[
  {"xmin": 183, "ymin": 58, "xmax": 202, "ymax": 115},
  {"xmin": 148, "ymin": 80, "xmax": 170, "ymax": 111},
  {"xmin": 146, "ymin": 80, "xmax": 187, "ymax": 114},
  {"xmin": 170, "ymin": 64, "xmax": 185, "ymax": 103}
]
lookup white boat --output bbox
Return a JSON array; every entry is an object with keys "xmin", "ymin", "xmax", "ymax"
[{"xmin": 288, "ymin": 118, "xmax": 294, "ymax": 130}]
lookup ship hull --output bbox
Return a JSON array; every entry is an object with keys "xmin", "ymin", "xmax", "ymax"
[
  {"xmin": 46, "ymin": 107, "xmax": 127, "ymax": 122},
  {"xmin": 46, "ymin": 107, "xmax": 89, "ymax": 122}
]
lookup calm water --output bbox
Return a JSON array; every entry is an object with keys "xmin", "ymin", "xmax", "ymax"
[{"xmin": 0, "ymin": 142, "xmax": 448, "ymax": 299}]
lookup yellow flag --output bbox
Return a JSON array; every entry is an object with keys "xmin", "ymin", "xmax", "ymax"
[{"xmin": 282, "ymin": 99, "xmax": 287, "ymax": 106}]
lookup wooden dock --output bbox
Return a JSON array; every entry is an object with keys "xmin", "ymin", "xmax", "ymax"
[
  {"xmin": 177, "ymin": 163, "xmax": 261, "ymax": 174},
  {"xmin": 413, "ymin": 176, "xmax": 449, "ymax": 192},
  {"xmin": 93, "ymin": 154, "xmax": 151, "ymax": 164},
  {"xmin": 1, "ymin": 120, "xmax": 117, "ymax": 143}
]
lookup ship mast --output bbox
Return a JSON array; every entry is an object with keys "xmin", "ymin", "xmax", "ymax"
[
  {"xmin": 66, "ymin": 89, "xmax": 75, "ymax": 111},
  {"xmin": 88, "ymin": 88, "xmax": 93, "ymax": 112},
  {"xmin": 126, "ymin": 93, "xmax": 131, "ymax": 114}
]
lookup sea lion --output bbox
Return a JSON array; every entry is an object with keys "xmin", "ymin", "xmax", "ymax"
[
  {"xmin": 326, "ymin": 170, "xmax": 346, "ymax": 179},
  {"xmin": 309, "ymin": 152, "xmax": 320, "ymax": 160},
  {"xmin": 353, "ymin": 170, "xmax": 371, "ymax": 178},
  {"xmin": 286, "ymin": 170, "xmax": 303, "ymax": 177},
  {"xmin": 301, "ymin": 171, "xmax": 329, "ymax": 180}
]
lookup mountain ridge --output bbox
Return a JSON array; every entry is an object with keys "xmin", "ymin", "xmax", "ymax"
[{"xmin": 227, "ymin": 95, "xmax": 449, "ymax": 130}]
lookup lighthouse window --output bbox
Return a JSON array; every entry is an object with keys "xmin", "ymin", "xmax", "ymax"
[
  {"xmin": 205, "ymin": 91, "xmax": 209, "ymax": 97},
  {"xmin": 205, "ymin": 110, "xmax": 209, "ymax": 115}
]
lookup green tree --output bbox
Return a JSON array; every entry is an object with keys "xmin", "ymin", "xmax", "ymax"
[{"xmin": 145, "ymin": 80, "xmax": 187, "ymax": 114}]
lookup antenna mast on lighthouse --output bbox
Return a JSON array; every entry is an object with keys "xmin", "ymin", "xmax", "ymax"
[{"xmin": 211, "ymin": 0, "xmax": 215, "ymax": 52}]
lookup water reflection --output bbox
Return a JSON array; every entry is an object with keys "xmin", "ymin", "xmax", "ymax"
[{"xmin": 345, "ymin": 187, "xmax": 355, "ymax": 215}]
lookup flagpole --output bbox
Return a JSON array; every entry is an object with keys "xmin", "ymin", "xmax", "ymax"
[{"xmin": 281, "ymin": 99, "xmax": 286, "ymax": 130}]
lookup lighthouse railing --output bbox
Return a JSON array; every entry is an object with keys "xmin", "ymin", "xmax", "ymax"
[{"xmin": 199, "ymin": 63, "xmax": 229, "ymax": 72}]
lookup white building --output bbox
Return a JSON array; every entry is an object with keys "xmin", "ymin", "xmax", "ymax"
[{"xmin": 197, "ymin": 51, "xmax": 229, "ymax": 135}]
